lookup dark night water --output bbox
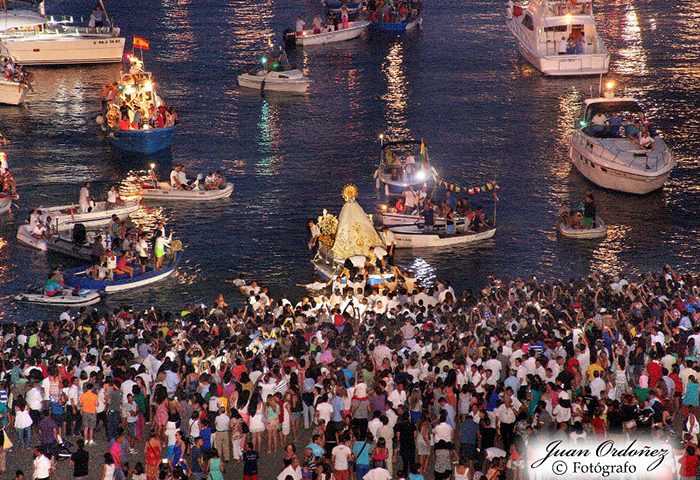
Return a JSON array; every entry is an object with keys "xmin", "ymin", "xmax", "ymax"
[{"xmin": 1, "ymin": 0, "xmax": 700, "ymax": 322}]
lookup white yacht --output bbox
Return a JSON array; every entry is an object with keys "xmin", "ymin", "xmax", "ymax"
[
  {"xmin": 569, "ymin": 89, "xmax": 675, "ymax": 195},
  {"xmin": 506, "ymin": 0, "xmax": 609, "ymax": 76},
  {"xmin": 0, "ymin": 7, "xmax": 124, "ymax": 65}
]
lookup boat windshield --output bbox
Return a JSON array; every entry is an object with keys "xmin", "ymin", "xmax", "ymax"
[
  {"xmin": 545, "ymin": 0, "xmax": 592, "ymax": 17},
  {"xmin": 582, "ymin": 101, "xmax": 652, "ymax": 139}
]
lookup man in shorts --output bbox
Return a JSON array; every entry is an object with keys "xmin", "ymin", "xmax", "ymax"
[{"xmin": 79, "ymin": 384, "xmax": 98, "ymax": 445}]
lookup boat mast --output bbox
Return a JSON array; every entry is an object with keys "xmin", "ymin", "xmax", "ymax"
[{"xmin": 98, "ymin": 0, "xmax": 113, "ymax": 28}]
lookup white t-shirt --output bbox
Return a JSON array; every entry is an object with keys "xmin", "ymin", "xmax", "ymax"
[
  {"xmin": 316, "ymin": 402, "xmax": 333, "ymax": 424},
  {"xmin": 170, "ymin": 170, "xmax": 179, "ymax": 186},
  {"xmin": 404, "ymin": 189, "xmax": 417, "ymax": 208},
  {"xmin": 79, "ymin": 187, "xmax": 90, "ymax": 207},
  {"xmin": 34, "ymin": 454, "xmax": 52, "ymax": 478},
  {"xmin": 332, "ymin": 444, "xmax": 352, "ymax": 470}
]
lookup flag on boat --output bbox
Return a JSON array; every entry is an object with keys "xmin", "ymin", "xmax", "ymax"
[
  {"xmin": 420, "ymin": 137, "xmax": 426, "ymax": 157},
  {"xmin": 133, "ymin": 36, "xmax": 150, "ymax": 50}
]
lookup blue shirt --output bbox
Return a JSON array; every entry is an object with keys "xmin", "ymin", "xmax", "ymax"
[
  {"xmin": 505, "ymin": 376, "xmax": 520, "ymax": 393},
  {"xmin": 200, "ymin": 428, "xmax": 212, "ymax": 450},
  {"xmin": 330, "ymin": 396, "xmax": 345, "ymax": 422},
  {"xmin": 353, "ymin": 441, "xmax": 371, "ymax": 465},
  {"xmin": 190, "ymin": 446, "xmax": 203, "ymax": 473},
  {"xmin": 307, "ymin": 443, "xmax": 325, "ymax": 458},
  {"xmin": 459, "ymin": 418, "xmax": 479, "ymax": 444}
]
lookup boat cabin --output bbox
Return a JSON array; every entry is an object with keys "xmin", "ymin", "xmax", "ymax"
[
  {"xmin": 580, "ymin": 98, "xmax": 653, "ymax": 139},
  {"xmin": 516, "ymin": 0, "xmax": 603, "ymax": 56}
]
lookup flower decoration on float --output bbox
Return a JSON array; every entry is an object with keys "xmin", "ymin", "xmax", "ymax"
[
  {"xmin": 342, "ymin": 184, "xmax": 358, "ymax": 202},
  {"xmin": 317, "ymin": 208, "xmax": 338, "ymax": 246}
]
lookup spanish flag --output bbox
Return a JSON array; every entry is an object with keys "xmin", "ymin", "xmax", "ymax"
[{"xmin": 133, "ymin": 35, "xmax": 150, "ymax": 50}]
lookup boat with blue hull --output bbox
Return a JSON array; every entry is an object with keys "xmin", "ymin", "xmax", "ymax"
[
  {"xmin": 370, "ymin": 16, "xmax": 422, "ymax": 33},
  {"xmin": 108, "ymin": 125, "xmax": 176, "ymax": 155},
  {"xmin": 64, "ymin": 251, "xmax": 182, "ymax": 293}
]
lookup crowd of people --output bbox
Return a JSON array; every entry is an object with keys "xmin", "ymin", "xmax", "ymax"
[
  {"xmin": 100, "ymin": 56, "xmax": 177, "ymax": 132},
  {"xmin": 2, "ymin": 263, "xmax": 700, "ymax": 479},
  {"xmin": 1, "ymin": 57, "xmax": 31, "ymax": 87},
  {"xmin": 163, "ymin": 166, "xmax": 226, "ymax": 191},
  {"xmin": 367, "ymin": 0, "xmax": 422, "ymax": 24},
  {"xmin": 587, "ymin": 110, "xmax": 656, "ymax": 149}
]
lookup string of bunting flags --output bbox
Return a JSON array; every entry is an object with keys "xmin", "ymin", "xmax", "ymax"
[{"xmin": 438, "ymin": 178, "xmax": 500, "ymax": 197}]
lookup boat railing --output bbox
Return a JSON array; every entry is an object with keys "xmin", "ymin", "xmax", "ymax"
[
  {"xmin": 573, "ymin": 130, "xmax": 672, "ymax": 171},
  {"xmin": 545, "ymin": 0, "xmax": 593, "ymax": 17},
  {"xmin": 2, "ymin": 24, "xmax": 118, "ymax": 38}
]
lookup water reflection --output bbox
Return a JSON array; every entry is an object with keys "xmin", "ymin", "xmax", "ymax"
[
  {"xmin": 616, "ymin": 5, "xmax": 649, "ymax": 76},
  {"xmin": 256, "ymin": 100, "xmax": 282, "ymax": 176},
  {"xmin": 381, "ymin": 41, "xmax": 410, "ymax": 140},
  {"xmin": 161, "ymin": 0, "xmax": 196, "ymax": 63}
]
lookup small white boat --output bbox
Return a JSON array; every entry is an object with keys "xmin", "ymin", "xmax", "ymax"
[
  {"xmin": 15, "ymin": 287, "xmax": 101, "ymax": 306},
  {"xmin": 238, "ymin": 69, "xmax": 311, "ymax": 93},
  {"xmin": 296, "ymin": 21, "xmax": 369, "ymax": 46},
  {"xmin": 46, "ymin": 233, "xmax": 94, "ymax": 261},
  {"xmin": 137, "ymin": 181, "xmax": 234, "ymax": 201},
  {"xmin": 558, "ymin": 216, "xmax": 607, "ymax": 239},
  {"xmin": 38, "ymin": 200, "xmax": 140, "ymax": 227},
  {"xmin": 387, "ymin": 225, "xmax": 496, "ymax": 249},
  {"xmin": 506, "ymin": 0, "xmax": 609, "ymax": 76},
  {"xmin": 569, "ymin": 92, "xmax": 676, "ymax": 194},
  {"xmin": 0, "ymin": 193, "xmax": 18, "ymax": 214},
  {"xmin": 0, "ymin": 78, "xmax": 29, "ymax": 105},
  {"xmin": 16, "ymin": 224, "xmax": 49, "ymax": 251}
]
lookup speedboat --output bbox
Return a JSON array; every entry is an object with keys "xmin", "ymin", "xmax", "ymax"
[
  {"xmin": 558, "ymin": 215, "xmax": 607, "ymax": 239},
  {"xmin": 98, "ymin": 55, "xmax": 177, "ymax": 154},
  {"xmin": 296, "ymin": 21, "xmax": 369, "ymax": 46},
  {"xmin": 0, "ymin": 7, "xmax": 124, "ymax": 65},
  {"xmin": 386, "ymin": 224, "xmax": 496, "ymax": 249},
  {"xmin": 311, "ymin": 185, "xmax": 394, "ymax": 285},
  {"xmin": 15, "ymin": 287, "xmax": 101, "ymax": 306},
  {"xmin": 238, "ymin": 47, "xmax": 311, "ymax": 94},
  {"xmin": 374, "ymin": 136, "xmax": 438, "ymax": 196},
  {"xmin": 64, "ymin": 251, "xmax": 182, "ymax": 293},
  {"xmin": 569, "ymin": 89, "xmax": 675, "ymax": 194},
  {"xmin": 505, "ymin": 0, "xmax": 609, "ymax": 76},
  {"xmin": 0, "ymin": 192, "xmax": 17, "ymax": 214}
]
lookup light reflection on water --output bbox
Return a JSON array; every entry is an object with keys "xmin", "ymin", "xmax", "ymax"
[{"xmin": 4, "ymin": 0, "xmax": 700, "ymax": 321}]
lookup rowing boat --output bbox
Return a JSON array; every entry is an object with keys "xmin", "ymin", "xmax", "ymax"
[
  {"xmin": 138, "ymin": 182, "xmax": 234, "ymax": 201},
  {"xmin": 386, "ymin": 225, "xmax": 496, "ymax": 248},
  {"xmin": 558, "ymin": 216, "xmax": 607, "ymax": 239}
]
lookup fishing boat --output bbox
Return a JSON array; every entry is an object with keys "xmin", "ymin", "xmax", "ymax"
[
  {"xmin": 15, "ymin": 287, "xmax": 101, "ymax": 306},
  {"xmin": 387, "ymin": 224, "xmax": 496, "ymax": 248},
  {"xmin": 0, "ymin": 3, "xmax": 125, "ymax": 65},
  {"xmin": 296, "ymin": 21, "xmax": 369, "ymax": 46},
  {"xmin": 98, "ymin": 53, "xmax": 177, "ymax": 154},
  {"xmin": 369, "ymin": 0, "xmax": 423, "ymax": 33},
  {"xmin": 238, "ymin": 47, "xmax": 311, "ymax": 94},
  {"xmin": 0, "ymin": 192, "xmax": 17, "ymax": 214},
  {"xmin": 374, "ymin": 136, "xmax": 438, "ymax": 196},
  {"xmin": 505, "ymin": 0, "xmax": 609, "ymax": 76},
  {"xmin": 312, "ymin": 185, "xmax": 393, "ymax": 285},
  {"xmin": 558, "ymin": 216, "xmax": 607, "ymax": 239},
  {"xmin": 569, "ymin": 85, "xmax": 675, "ymax": 194},
  {"xmin": 137, "ymin": 177, "xmax": 234, "ymax": 201},
  {"xmin": 34, "ymin": 200, "xmax": 140, "ymax": 228},
  {"xmin": 64, "ymin": 251, "xmax": 182, "ymax": 293}
]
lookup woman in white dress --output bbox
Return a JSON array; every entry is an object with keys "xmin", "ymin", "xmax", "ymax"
[
  {"xmin": 101, "ymin": 452, "xmax": 116, "ymax": 480},
  {"xmin": 248, "ymin": 392, "xmax": 265, "ymax": 452}
]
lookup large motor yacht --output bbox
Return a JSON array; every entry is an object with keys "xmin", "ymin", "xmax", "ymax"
[
  {"xmin": 506, "ymin": 0, "xmax": 609, "ymax": 76},
  {"xmin": 0, "ymin": 6, "xmax": 124, "ymax": 65},
  {"xmin": 569, "ymin": 86, "xmax": 675, "ymax": 195}
]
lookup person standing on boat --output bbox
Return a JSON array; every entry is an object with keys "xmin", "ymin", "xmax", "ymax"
[
  {"xmin": 558, "ymin": 37, "xmax": 567, "ymax": 55},
  {"xmin": 79, "ymin": 182, "xmax": 92, "ymax": 213},
  {"xmin": 312, "ymin": 15, "xmax": 323, "ymax": 34},
  {"xmin": 403, "ymin": 186, "xmax": 418, "ymax": 214},
  {"xmin": 609, "ymin": 111, "xmax": 623, "ymax": 136},
  {"xmin": 154, "ymin": 230, "xmax": 166, "ymax": 270},
  {"xmin": 295, "ymin": 16, "xmax": 306, "ymax": 36},
  {"xmin": 422, "ymin": 203, "xmax": 435, "ymax": 233},
  {"xmin": 93, "ymin": 6, "xmax": 104, "ymax": 28},
  {"xmin": 340, "ymin": 5, "xmax": 350, "ymax": 29},
  {"xmin": 575, "ymin": 33, "xmax": 586, "ymax": 54},
  {"xmin": 308, "ymin": 219, "xmax": 321, "ymax": 250},
  {"xmin": 582, "ymin": 192, "xmax": 596, "ymax": 229}
]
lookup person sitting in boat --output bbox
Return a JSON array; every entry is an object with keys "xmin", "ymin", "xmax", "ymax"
[
  {"xmin": 442, "ymin": 203, "xmax": 456, "ymax": 235},
  {"xmin": 590, "ymin": 111, "xmax": 607, "ymax": 135},
  {"xmin": 115, "ymin": 251, "xmax": 135, "ymax": 278},
  {"xmin": 169, "ymin": 166, "xmax": 189, "ymax": 190},
  {"xmin": 31, "ymin": 220, "xmax": 49, "ymax": 239},
  {"xmin": 118, "ymin": 114, "xmax": 131, "ymax": 131},
  {"xmin": 204, "ymin": 171, "xmax": 224, "ymax": 190},
  {"xmin": 44, "ymin": 273, "xmax": 62, "ymax": 297},
  {"xmin": 625, "ymin": 118, "xmax": 642, "ymax": 145},
  {"xmin": 394, "ymin": 196, "xmax": 406, "ymax": 213},
  {"xmin": 312, "ymin": 14, "xmax": 323, "ymax": 34},
  {"xmin": 1, "ymin": 171, "xmax": 16, "ymax": 196},
  {"xmin": 106, "ymin": 186, "xmax": 121, "ymax": 210},
  {"xmin": 470, "ymin": 205, "xmax": 487, "ymax": 231},
  {"xmin": 608, "ymin": 111, "xmax": 623, "ymax": 136},
  {"xmin": 166, "ymin": 108, "xmax": 177, "ymax": 127},
  {"xmin": 79, "ymin": 182, "xmax": 92, "ymax": 214},
  {"xmin": 639, "ymin": 127, "xmax": 655, "ymax": 150}
]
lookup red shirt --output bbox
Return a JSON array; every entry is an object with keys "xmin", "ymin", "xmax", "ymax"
[
  {"xmin": 680, "ymin": 454, "xmax": 698, "ymax": 477},
  {"xmin": 647, "ymin": 361, "xmax": 662, "ymax": 389}
]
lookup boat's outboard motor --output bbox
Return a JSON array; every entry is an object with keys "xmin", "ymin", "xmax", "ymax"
[
  {"xmin": 73, "ymin": 223, "xmax": 87, "ymax": 244},
  {"xmin": 282, "ymin": 28, "xmax": 296, "ymax": 51}
]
